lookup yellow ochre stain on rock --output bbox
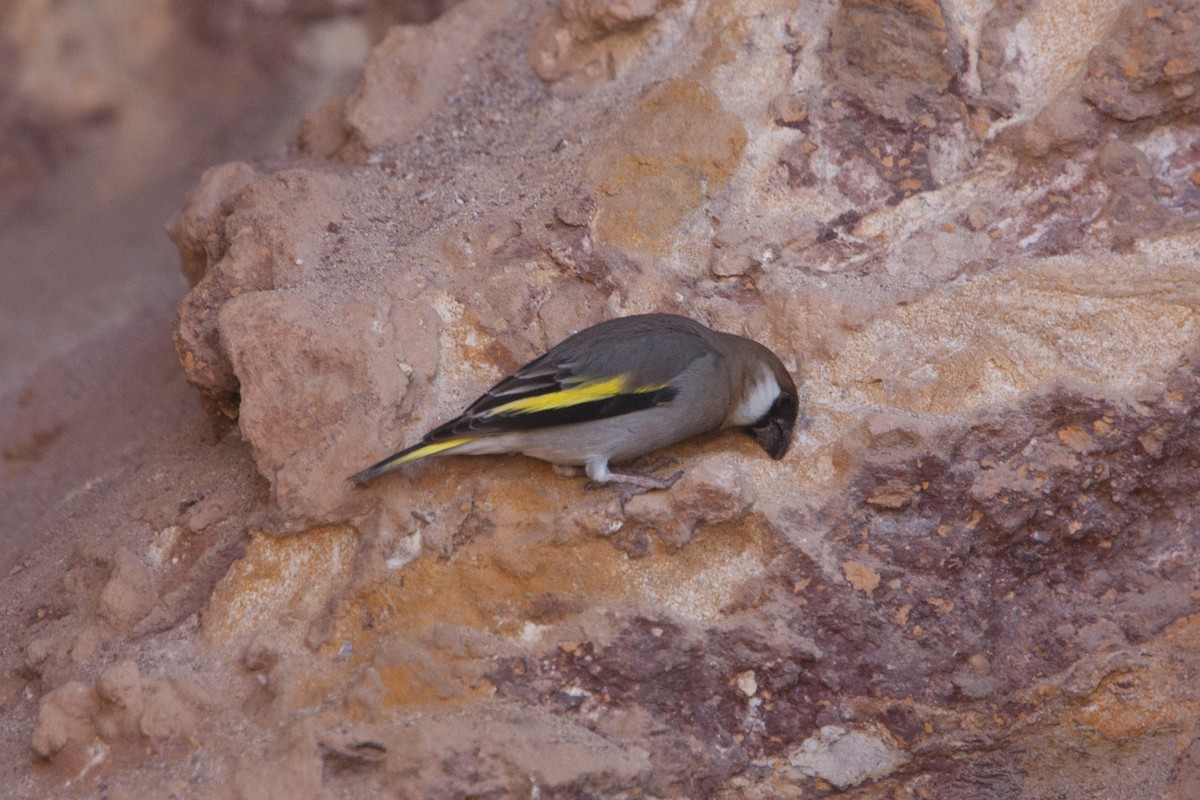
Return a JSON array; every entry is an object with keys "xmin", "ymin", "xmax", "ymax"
[
  {"xmin": 588, "ymin": 79, "xmax": 747, "ymax": 255},
  {"xmin": 202, "ymin": 478, "xmax": 772, "ymax": 712},
  {"xmin": 335, "ymin": 511, "xmax": 771, "ymax": 649},
  {"xmin": 204, "ymin": 526, "xmax": 359, "ymax": 646}
]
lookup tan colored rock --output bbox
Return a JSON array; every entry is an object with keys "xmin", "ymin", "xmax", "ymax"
[
  {"xmin": 167, "ymin": 162, "xmax": 261, "ymax": 288},
  {"xmin": 172, "ymin": 168, "xmax": 349, "ymax": 403},
  {"xmin": 99, "ymin": 547, "xmax": 154, "ymax": 626},
  {"xmin": 622, "ymin": 455, "xmax": 754, "ymax": 549},
  {"xmin": 313, "ymin": 706, "xmax": 650, "ymax": 796},
  {"xmin": 217, "ymin": 290, "xmax": 428, "ymax": 520},
  {"xmin": 785, "ymin": 725, "xmax": 909, "ymax": 789},
  {"xmin": 31, "ymin": 681, "xmax": 97, "ymax": 758},
  {"xmin": 96, "ymin": 659, "xmax": 145, "ymax": 738},
  {"xmin": 205, "ymin": 527, "xmax": 359, "ymax": 647},
  {"xmin": 139, "ymin": 680, "xmax": 199, "ymax": 739},
  {"xmin": 587, "ymin": 79, "xmax": 747, "ymax": 257},
  {"xmin": 342, "ymin": 666, "xmax": 387, "ymax": 721},
  {"xmin": 296, "ymin": 93, "xmax": 351, "ymax": 159},
  {"xmin": 342, "ymin": 2, "xmax": 502, "ymax": 155},
  {"xmin": 232, "ymin": 722, "xmax": 322, "ymax": 800},
  {"xmin": 11, "ymin": 0, "xmax": 1200, "ymax": 796},
  {"xmin": 528, "ymin": 0, "xmax": 683, "ymax": 89}
]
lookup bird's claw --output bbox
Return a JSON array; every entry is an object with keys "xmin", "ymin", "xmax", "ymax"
[{"xmin": 613, "ymin": 468, "xmax": 684, "ymax": 512}]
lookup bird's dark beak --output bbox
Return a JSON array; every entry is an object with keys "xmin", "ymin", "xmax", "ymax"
[
  {"xmin": 751, "ymin": 418, "xmax": 791, "ymax": 459},
  {"xmin": 748, "ymin": 392, "xmax": 798, "ymax": 460}
]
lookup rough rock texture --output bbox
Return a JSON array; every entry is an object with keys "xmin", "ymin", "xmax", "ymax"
[{"xmin": 5, "ymin": 0, "xmax": 1200, "ymax": 797}]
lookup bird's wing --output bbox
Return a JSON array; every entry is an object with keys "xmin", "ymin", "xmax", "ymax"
[
  {"xmin": 426, "ymin": 320, "xmax": 721, "ymax": 440},
  {"xmin": 424, "ymin": 354, "xmax": 680, "ymax": 440}
]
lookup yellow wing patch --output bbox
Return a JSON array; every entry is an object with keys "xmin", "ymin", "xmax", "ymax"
[
  {"xmin": 390, "ymin": 437, "xmax": 472, "ymax": 465},
  {"xmin": 485, "ymin": 374, "xmax": 666, "ymax": 416}
]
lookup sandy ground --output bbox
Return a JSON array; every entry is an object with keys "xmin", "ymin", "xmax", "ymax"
[
  {"xmin": 0, "ymin": 6, "xmax": 360, "ymax": 786},
  {"xmin": 0, "ymin": 0, "xmax": 373, "ymax": 568}
]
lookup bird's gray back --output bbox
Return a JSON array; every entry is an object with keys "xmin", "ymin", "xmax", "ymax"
[{"xmin": 543, "ymin": 314, "xmax": 721, "ymax": 388}]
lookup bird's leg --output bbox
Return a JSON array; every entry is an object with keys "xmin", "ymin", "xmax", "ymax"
[
  {"xmin": 583, "ymin": 458, "xmax": 682, "ymax": 503},
  {"xmin": 606, "ymin": 469, "xmax": 683, "ymax": 491},
  {"xmin": 606, "ymin": 468, "xmax": 685, "ymax": 512}
]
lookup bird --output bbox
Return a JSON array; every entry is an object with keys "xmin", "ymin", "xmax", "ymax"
[{"xmin": 348, "ymin": 313, "xmax": 798, "ymax": 490}]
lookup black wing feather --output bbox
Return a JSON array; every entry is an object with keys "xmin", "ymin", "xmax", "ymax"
[{"xmin": 448, "ymin": 384, "xmax": 678, "ymax": 435}]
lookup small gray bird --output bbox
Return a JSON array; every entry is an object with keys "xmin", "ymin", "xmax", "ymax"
[{"xmin": 349, "ymin": 313, "xmax": 798, "ymax": 489}]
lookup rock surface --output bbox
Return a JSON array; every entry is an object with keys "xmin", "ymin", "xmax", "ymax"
[{"xmin": 4, "ymin": 0, "xmax": 1200, "ymax": 797}]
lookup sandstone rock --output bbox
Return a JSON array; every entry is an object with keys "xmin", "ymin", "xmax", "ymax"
[
  {"xmin": 314, "ymin": 705, "xmax": 650, "ymax": 796},
  {"xmin": 167, "ymin": 162, "xmax": 261, "ymax": 289},
  {"xmin": 232, "ymin": 722, "xmax": 322, "ymax": 800},
  {"xmin": 172, "ymin": 168, "xmax": 349, "ymax": 404},
  {"xmin": 31, "ymin": 681, "xmax": 96, "ymax": 758},
  {"xmin": 1082, "ymin": 0, "xmax": 1200, "ymax": 122},
  {"xmin": 139, "ymin": 680, "xmax": 200, "ymax": 739},
  {"xmin": 528, "ymin": 0, "xmax": 684, "ymax": 89},
  {"xmin": 622, "ymin": 455, "xmax": 754, "ymax": 549},
  {"xmin": 95, "ymin": 659, "xmax": 145, "ymax": 737},
  {"xmin": 99, "ymin": 547, "xmax": 154, "ymax": 626},
  {"xmin": 217, "ymin": 290, "xmax": 426, "ymax": 520},
  {"xmin": 342, "ymin": 666, "xmax": 387, "ymax": 721},
  {"xmin": 342, "ymin": 2, "xmax": 500, "ymax": 155},
  {"xmin": 786, "ymin": 725, "xmax": 909, "ymax": 789}
]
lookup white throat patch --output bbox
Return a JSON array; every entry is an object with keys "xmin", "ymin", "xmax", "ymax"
[{"xmin": 730, "ymin": 370, "xmax": 779, "ymax": 426}]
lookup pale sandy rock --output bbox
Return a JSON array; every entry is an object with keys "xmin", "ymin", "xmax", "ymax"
[
  {"xmin": 31, "ymin": 681, "xmax": 97, "ymax": 758},
  {"xmin": 786, "ymin": 725, "xmax": 909, "ymax": 789},
  {"xmin": 622, "ymin": 455, "xmax": 754, "ymax": 549},
  {"xmin": 70, "ymin": 622, "xmax": 107, "ymax": 663},
  {"xmin": 342, "ymin": 666, "xmax": 387, "ymax": 721},
  {"xmin": 342, "ymin": 2, "xmax": 503, "ymax": 155},
  {"xmin": 99, "ymin": 547, "xmax": 154, "ymax": 626},
  {"xmin": 217, "ymin": 290, "xmax": 424, "ymax": 521},
  {"xmin": 138, "ymin": 680, "xmax": 199, "ymax": 739},
  {"xmin": 95, "ymin": 660, "xmax": 145, "ymax": 730},
  {"xmin": 232, "ymin": 722, "xmax": 322, "ymax": 800},
  {"xmin": 314, "ymin": 704, "xmax": 651, "ymax": 795},
  {"xmin": 586, "ymin": 78, "xmax": 748, "ymax": 258},
  {"xmin": 167, "ymin": 162, "xmax": 261, "ymax": 288},
  {"xmin": 974, "ymin": 0, "xmax": 1128, "ymax": 128},
  {"xmin": 23, "ymin": 635, "xmax": 55, "ymax": 674},
  {"xmin": 172, "ymin": 168, "xmax": 349, "ymax": 403},
  {"xmin": 528, "ymin": 0, "xmax": 686, "ymax": 89},
  {"xmin": 295, "ymin": 92, "xmax": 351, "ymax": 159}
]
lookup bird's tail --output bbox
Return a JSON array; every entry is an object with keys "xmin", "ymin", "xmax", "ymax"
[{"xmin": 347, "ymin": 437, "xmax": 472, "ymax": 486}]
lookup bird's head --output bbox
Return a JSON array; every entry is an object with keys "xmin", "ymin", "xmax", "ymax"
[
  {"xmin": 748, "ymin": 385, "xmax": 798, "ymax": 459},
  {"xmin": 728, "ymin": 345, "xmax": 799, "ymax": 460}
]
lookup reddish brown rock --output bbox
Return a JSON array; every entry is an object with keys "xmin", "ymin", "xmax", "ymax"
[
  {"xmin": 825, "ymin": 0, "xmax": 958, "ymax": 124},
  {"xmin": 1082, "ymin": 0, "xmax": 1200, "ymax": 122}
]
